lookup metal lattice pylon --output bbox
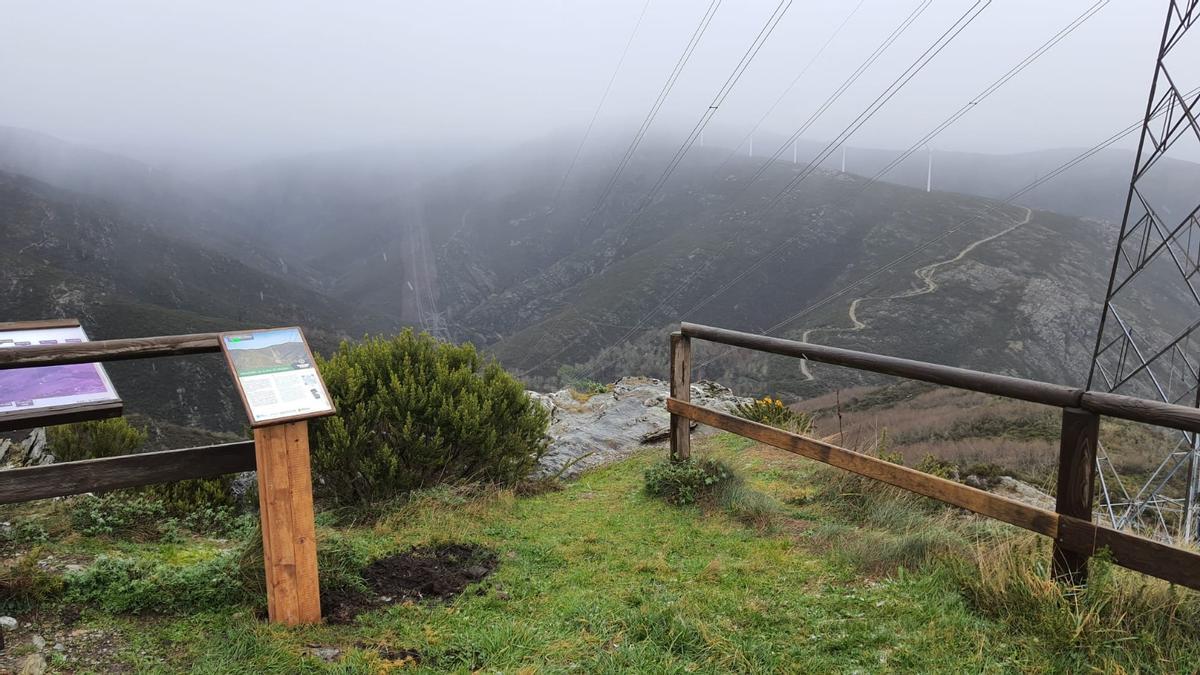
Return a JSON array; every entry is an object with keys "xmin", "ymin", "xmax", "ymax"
[{"xmin": 1089, "ymin": 0, "xmax": 1200, "ymax": 542}]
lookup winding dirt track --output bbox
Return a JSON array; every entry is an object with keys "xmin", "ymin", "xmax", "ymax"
[{"xmin": 798, "ymin": 206, "xmax": 1033, "ymax": 381}]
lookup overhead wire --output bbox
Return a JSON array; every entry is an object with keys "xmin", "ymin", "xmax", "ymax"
[
  {"xmin": 521, "ymin": 0, "xmax": 794, "ymax": 376},
  {"xmin": 693, "ymin": 90, "xmax": 1200, "ymax": 370},
  {"xmin": 576, "ymin": 0, "xmax": 992, "ymax": 378},
  {"xmin": 550, "ymin": 0, "xmax": 655, "ymax": 208},
  {"xmin": 713, "ymin": 0, "xmax": 869, "ymax": 176},
  {"xmin": 582, "ymin": 0, "xmax": 724, "ymax": 229},
  {"xmin": 861, "ymin": 0, "xmax": 1109, "ymax": 190},
  {"xmin": 677, "ymin": 0, "xmax": 1106, "ymax": 323},
  {"xmin": 539, "ymin": 0, "xmax": 936, "ymax": 377}
]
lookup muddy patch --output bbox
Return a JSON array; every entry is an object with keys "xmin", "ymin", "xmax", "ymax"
[{"xmin": 322, "ymin": 543, "xmax": 498, "ymax": 624}]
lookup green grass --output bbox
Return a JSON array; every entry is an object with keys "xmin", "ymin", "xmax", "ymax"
[{"xmin": 3, "ymin": 435, "xmax": 1198, "ymax": 673}]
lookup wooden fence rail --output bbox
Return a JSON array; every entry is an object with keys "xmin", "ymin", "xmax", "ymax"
[{"xmin": 670, "ymin": 323, "xmax": 1200, "ymax": 591}]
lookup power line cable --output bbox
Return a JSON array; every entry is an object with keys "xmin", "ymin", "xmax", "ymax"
[
  {"xmin": 538, "ymin": 0, "xmax": 934, "ymax": 377},
  {"xmin": 574, "ymin": 0, "xmax": 990, "ymax": 377},
  {"xmin": 861, "ymin": 0, "xmax": 1108, "ymax": 190},
  {"xmin": 713, "ymin": 0, "xmax": 868, "ymax": 175},
  {"xmin": 550, "ymin": 0, "xmax": 655, "ymax": 207},
  {"xmin": 742, "ymin": 0, "xmax": 934, "ymax": 190},
  {"xmin": 693, "ymin": 94, "xmax": 1198, "ymax": 370},
  {"xmin": 679, "ymin": 0, "xmax": 1105, "ymax": 321},
  {"xmin": 521, "ymin": 0, "xmax": 793, "ymax": 376},
  {"xmin": 583, "ymin": 0, "xmax": 724, "ymax": 228},
  {"xmin": 761, "ymin": 0, "xmax": 993, "ymax": 213}
]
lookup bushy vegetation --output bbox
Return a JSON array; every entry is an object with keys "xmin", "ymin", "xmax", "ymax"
[
  {"xmin": 66, "ymin": 552, "xmax": 244, "ymax": 614},
  {"xmin": 311, "ymin": 330, "xmax": 550, "ymax": 505},
  {"xmin": 733, "ymin": 396, "xmax": 813, "ymax": 433},
  {"xmin": 47, "ymin": 418, "xmax": 236, "ymax": 512},
  {"xmin": 0, "ymin": 549, "xmax": 64, "ymax": 611},
  {"xmin": 556, "ymin": 364, "xmax": 609, "ymax": 396},
  {"xmin": 47, "ymin": 417, "xmax": 147, "ymax": 462},
  {"xmin": 643, "ymin": 457, "xmax": 736, "ymax": 505}
]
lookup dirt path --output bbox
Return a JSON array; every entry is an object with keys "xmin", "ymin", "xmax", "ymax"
[{"xmin": 799, "ymin": 206, "xmax": 1033, "ymax": 381}]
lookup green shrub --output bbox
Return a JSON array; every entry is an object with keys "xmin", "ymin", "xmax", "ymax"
[
  {"xmin": 48, "ymin": 417, "xmax": 147, "ymax": 462},
  {"xmin": 66, "ymin": 553, "xmax": 243, "ymax": 614},
  {"xmin": 48, "ymin": 418, "xmax": 235, "ymax": 513},
  {"xmin": 70, "ymin": 495, "xmax": 167, "ymax": 539},
  {"xmin": 917, "ymin": 454, "xmax": 959, "ymax": 479},
  {"xmin": 556, "ymin": 365, "xmax": 609, "ymax": 394},
  {"xmin": 644, "ymin": 458, "xmax": 736, "ymax": 506},
  {"xmin": 733, "ymin": 396, "xmax": 813, "ymax": 434},
  {"xmin": 311, "ymin": 330, "xmax": 550, "ymax": 505},
  {"xmin": 1, "ymin": 521, "xmax": 49, "ymax": 545},
  {"xmin": 0, "ymin": 549, "xmax": 64, "ymax": 611}
]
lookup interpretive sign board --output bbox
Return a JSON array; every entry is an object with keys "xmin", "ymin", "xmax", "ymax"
[
  {"xmin": 219, "ymin": 327, "xmax": 335, "ymax": 428},
  {"xmin": 0, "ymin": 320, "xmax": 122, "ymax": 431}
]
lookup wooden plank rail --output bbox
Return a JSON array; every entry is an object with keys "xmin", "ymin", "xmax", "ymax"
[
  {"xmin": 667, "ymin": 398, "xmax": 1200, "ymax": 591},
  {"xmin": 681, "ymin": 322, "xmax": 1200, "ymax": 433},
  {"xmin": 0, "ymin": 441, "xmax": 256, "ymax": 504},
  {"xmin": 0, "ymin": 333, "xmax": 222, "ymax": 369}
]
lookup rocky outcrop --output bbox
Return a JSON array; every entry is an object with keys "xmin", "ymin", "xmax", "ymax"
[
  {"xmin": 0, "ymin": 428, "xmax": 51, "ymax": 468},
  {"xmin": 531, "ymin": 377, "xmax": 749, "ymax": 478}
]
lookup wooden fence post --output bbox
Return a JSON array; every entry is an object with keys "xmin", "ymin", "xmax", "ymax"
[
  {"xmin": 254, "ymin": 420, "xmax": 322, "ymax": 625},
  {"xmin": 1052, "ymin": 407, "xmax": 1101, "ymax": 586},
  {"xmin": 670, "ymin": 332, "xmax": 692, "ymax": 462}
]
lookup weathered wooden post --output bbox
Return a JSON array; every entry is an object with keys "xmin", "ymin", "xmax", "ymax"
[
  {"xmin": 1052, "ymin": 407, "xmax": 1101, "ymax": 586},
  {"xmin": 670, "ymin": 331, "xmax": 692, "ymax": 461},
  {"xmin": 253, "ymin": 420, "xmax": 321, "ymax": 624},
  {"xmin": 220, "ymin": 327, "xmax": 335, "ymax": 625}
]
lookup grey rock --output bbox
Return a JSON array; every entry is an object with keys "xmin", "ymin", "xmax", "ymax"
[
  {"xmin": 964, "ymin": 475, "xmax": 989, "ymax": 490},
  {"xmin": 30, "ymin": 634, "xmax": 46, "ymax": 650},
  {"xmin": 0, "ymin": 616, "xmax": 17, "ymax": 630},
  {"xmin": 53, "ymin": 642, "xmax": 64, "ymax": 652},
  {"xmin": 533, "ymin": 377, "xmax": 750, "ymax": 478},
  {"xmin": 24, "ymin": 428, "xmax": 47, "ymax": 465},
  {"xmin": 310, "ymin": 647, "xmax": 341, "ymax": 662}
]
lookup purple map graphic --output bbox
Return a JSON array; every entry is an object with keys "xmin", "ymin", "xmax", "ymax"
[{"xmin": 0, "ymin": 364, "xmax": 110, "ymax": 405}]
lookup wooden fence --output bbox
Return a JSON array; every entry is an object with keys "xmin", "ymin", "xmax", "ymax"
[
  {"xmin": 668, "ymin": 322, "xmax": 1200, "ymax": 590},
  {"xmin": 0, "ymin": 331, "xmax": 257, "ymax": 504}
]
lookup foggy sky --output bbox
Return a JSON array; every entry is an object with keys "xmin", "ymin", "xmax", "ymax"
[{"xmin": 1, "ymin": 1, "xmax": 1192, "ymax": 169}]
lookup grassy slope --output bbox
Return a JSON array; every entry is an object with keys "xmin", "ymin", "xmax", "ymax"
[{"xmin": 7, "ymin": 434, "xmax": 1194, "ymax": 673}]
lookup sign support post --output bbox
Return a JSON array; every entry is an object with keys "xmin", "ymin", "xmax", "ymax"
[{"xmin": 254, "ymin": 420, "xmax": 321, "ymax": 624}]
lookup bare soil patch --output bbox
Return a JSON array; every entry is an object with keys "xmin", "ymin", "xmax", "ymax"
[{"xmin": 322, "ymin": 543, "xmax": 497, "ymax": 624}]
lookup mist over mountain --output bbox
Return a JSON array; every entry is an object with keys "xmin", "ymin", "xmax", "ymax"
[{"xmin": 4, "ymin": 121, "xmax": 1197, "ymax": 431}]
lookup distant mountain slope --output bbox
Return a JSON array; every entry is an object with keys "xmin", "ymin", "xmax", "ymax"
[
  {"xmin": 0, "ymin": 170, "xmax": 394, "ymax": 429},
  {"xmin": 396, "ymin": 146, "xmax": 1189, "ymax": 397}
]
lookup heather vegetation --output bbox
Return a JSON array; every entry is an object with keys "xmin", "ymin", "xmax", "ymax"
[{"xmin": 310, "ymin": 330, "xmax": 550, "ymax": 505}]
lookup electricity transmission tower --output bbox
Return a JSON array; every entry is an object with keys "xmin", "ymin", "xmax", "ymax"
[{"xmin": 1089, "ymin": 0, "xmax": 1200, "ymax": 542}]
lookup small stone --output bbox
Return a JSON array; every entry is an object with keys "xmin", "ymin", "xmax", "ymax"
[
  {"xmin": 309, "ymin": 647, "xmax": 341, "ymax": 662},
  {"xmin": 18, "ymin": 653, "xmax": 47, "ymax": 675},
  {"xmin": 379, "ymin": 596, "xmax": 392, "ymax": 603},
  {"xmin": 64, "ymin": 564, "xmax": 85, "ymax": 573},
  {"xmin": 0, "ymin": 616, "xmax": 17, "ymax": 630},
  {"xmin": 53, "ymin": 643, "xmax": 65, "ymax": 652},
  {"xmin": 30, "ymin": 634, "xmax": 46, "ymax": 650}
]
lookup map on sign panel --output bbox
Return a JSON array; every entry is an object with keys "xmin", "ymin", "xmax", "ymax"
[{"xmin": 0, "ymin": 324, "xmax": 121, "ymax": 420}]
